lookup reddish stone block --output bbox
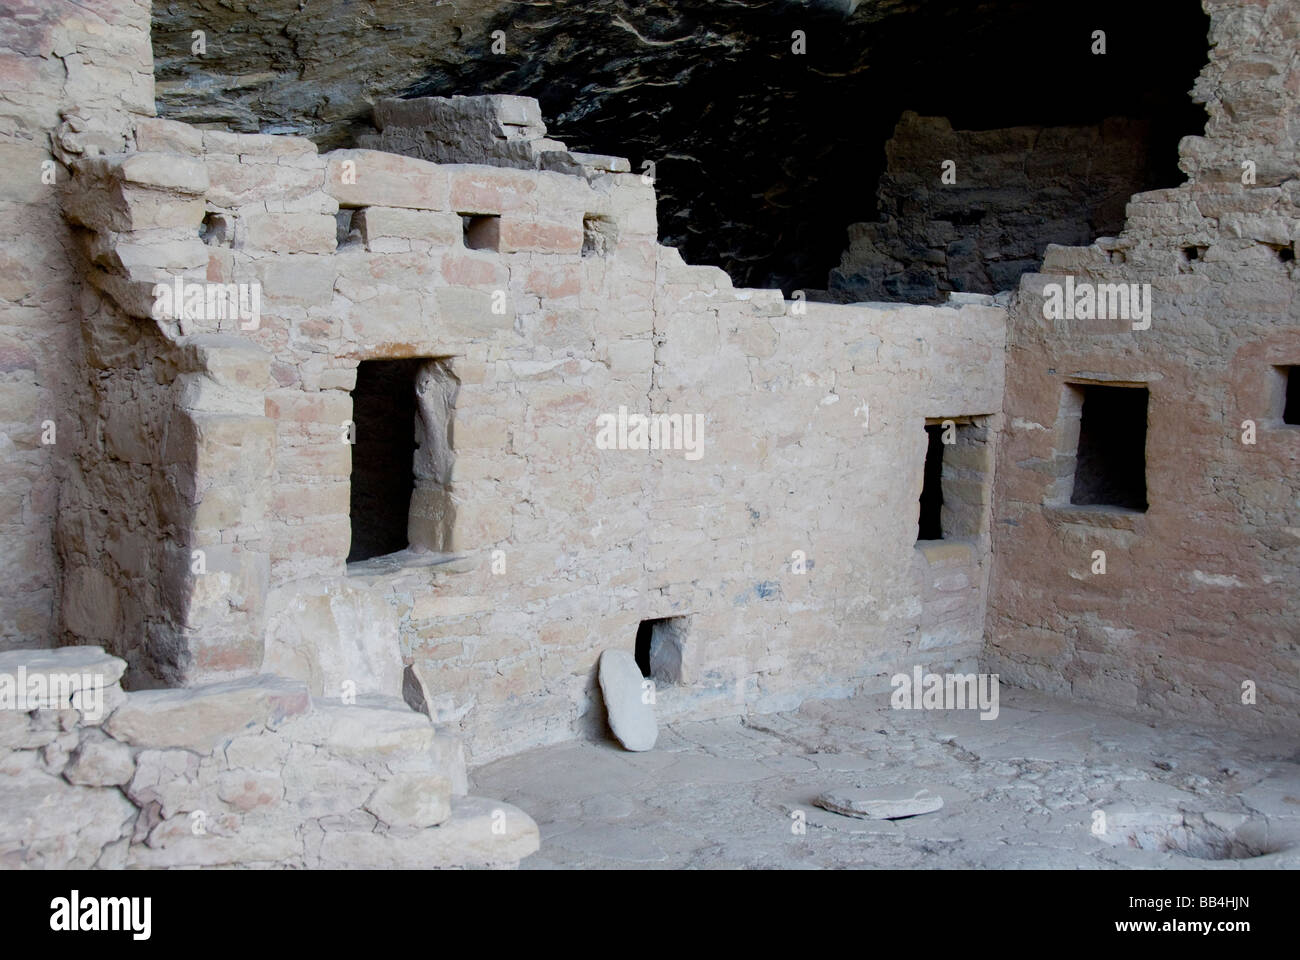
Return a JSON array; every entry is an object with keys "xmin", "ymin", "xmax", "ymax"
[
  {"xmin": 499, "ymin": 218, "xmax": 584, "ymax": 255},
  {"xmin": 449, "ymin": 167, "xmax": 538, "ymax": 215},
  {"xmin": 524, "ymin": 263, "xmax": 581, "ymax": 299},
  {"xmin": 442, "ymin": 253, "xmax": 508, "ymax": 287}
]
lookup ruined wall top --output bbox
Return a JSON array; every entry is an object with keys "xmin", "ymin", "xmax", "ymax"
[{"xmin": 359, "ymin": 95, "xmax": 632, "ymax": 179}]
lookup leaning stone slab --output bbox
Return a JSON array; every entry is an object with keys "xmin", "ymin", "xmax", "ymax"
[
  {"xmin": 104, "ymin": 676, "xmax": 310, "ymax": 752},
  {"xmin": 815, "ymin": 787, "xmax": 944, "ymax": 820},
  {"xmin": 598, "ymin": 649, "xmax": 657, "ymax": 751}
]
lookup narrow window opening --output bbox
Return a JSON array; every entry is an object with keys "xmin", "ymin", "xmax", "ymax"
[
  {"xmin": 634, "ymin": 617, "xmax": 687, "ymax": 685},
  {"xmin": 918, "ymin": 424, "xmax": 946, "ymax": 541},
  {"xmin": 462, "ymin": 214, "xmax": 501, "ymax": 250},
  {"xmin": 1069, "ymin": 384, "xmax": 1149, "ymax": 511},
  {"xmin": 347, "ymin": 358, "xmax": 424, "ymax": 563},
  {"xmin": 917, "ymin": 417, "xmax": 992, "ymax": 542}
]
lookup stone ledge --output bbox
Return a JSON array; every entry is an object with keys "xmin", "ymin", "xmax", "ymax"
[
  {"xmin": 0, "ymin": 645, "xmax": 127, "ymax": 687},
  {"xmin": 104, "ymin": 676, "xmax": 311, "ymax": 751},
  {"xmin": 1041, "ymin": 503, "xmax": 1147, "ymax": 530},
  {"xmin": 915, "ymin": 540, "xmax": 976, "ymax": 565}
]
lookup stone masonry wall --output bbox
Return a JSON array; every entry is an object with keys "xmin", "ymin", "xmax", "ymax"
[
  {"xmin": 828, "ymin": 112, "xmax": 1156, "ymax": 304},
  {"xmin": 0, "ymin": 0, "xmax": 154, "ymax": 650},
  {"xmin": 0, "ymin": 645, "xmax": 537, "ymax": 868},
  {"xmin": 986, "ymin": 0, "xmax": 1300, "ymax": 733},
  {"xmin": 63, "ymin": 105, "xmax": 1006, "ymax": 763}
]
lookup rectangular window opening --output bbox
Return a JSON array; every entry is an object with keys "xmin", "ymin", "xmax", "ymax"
[
  {"xmin": 917, "ymin": 417, "xmax": 991, "ymax": 542},
  {"xmin": 634, "ymin": 617, "xmax": 687, "ymax": 686},
  {"xmin": 347, "ymin": 357, "xmax": 458, "ymax": 564},
  {"xmin": 918, "ymin": 424, "xmax": 946, "ymax": 541},
  {"xmin": 1069, "ymin": 384, "xmax": 1148, "ymax": 511}
]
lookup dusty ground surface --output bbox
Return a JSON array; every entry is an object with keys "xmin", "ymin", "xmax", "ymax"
[{"xmin": 473, "ymin": 688, "xmax": 1300, "ymax": 869}]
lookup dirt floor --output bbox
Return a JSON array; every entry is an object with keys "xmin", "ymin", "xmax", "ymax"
[{"xmin": 473, "ymin": 688, "xmax": 1300, "ymax": 869}]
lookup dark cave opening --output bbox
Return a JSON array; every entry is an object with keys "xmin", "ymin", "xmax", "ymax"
[
  {"xmin": 402, "ymin": 0, "xmax": 1210, "ymax": 298},
  {"xmin": 152, "ymin": 0, "xmax": 1211, "ymax": 298}
]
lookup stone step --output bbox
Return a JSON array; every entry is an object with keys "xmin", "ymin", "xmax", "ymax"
[
  {"xmin": 295, "ymin": 695, "xmax": 467, "ymax": 793},
  {"xmin": 315, "ymin": 795, "xmax": 539, "ymax": 868}
]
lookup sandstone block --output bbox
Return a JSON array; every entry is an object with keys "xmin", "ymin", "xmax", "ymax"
[
  {"xmin": 325, "ymin": 150, "xmax": 448, "ymax": 210},
  {"xmin": 499, "ymin": 218, "xmax": 584, "ymax": 254},
  {"xmin": 126, "ymin": 827, "xmax": 303, "ymax": 869},
  {"xmin": 237, "ymin": 213, "xmax": 337, "ymax": 255},
  {"xmin": 570, "ymin": 152, "xmax": 632, "ymax": 173},
  {"xmin": 118, "ymin": 152, "xmax": 208, "ymax": 195},
  {"xmin": 0, "ymin": 765, "xmax": 135, "ymax": 868},
  {"xmin": 310, "ymin": 699, "xmax": 435, "ymax": 761},
  {"xmin": 134, "ymin": 117, "xmax": 204, "ymax": 155},
  {"xmin": 364, "ymin": 773, "xmax": 452, "ymax": 828},
  {"xmin": 202, "ymin": 129, "xmax": 317, "ymax": 159},
  {"xmin": 104, "ymin": 676, "xmax": 310, "ymax": 752},
  {"xmin": 449, "ymin": 166, "xmax": 538, "ymax": 215},
  {"xmin": 216, "ymin": 769, "xmax": 285, "ymax": 812},
  {"xmin": 179, "ymin": 335, "xmax": 273, "ymax": 393},
  {"xmin": 354, "ymin": 207, "xmax": 461, "ymax": 247},
  {"xmin": 434, "ymin": 287, "xmax": 514, "ymax": 339},
  {"xmin": 63, "ymin": 730, "xmax": 135, "ymax": 787},
  {"xmin": 205, "ymin": 156, "xmax": 326, "ymax": 209}
]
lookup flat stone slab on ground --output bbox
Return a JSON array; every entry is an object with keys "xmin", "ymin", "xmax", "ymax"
[
  {"xmin": 472, "ymin": 687, "xmax": 1300, "ymax": 870},
  {"xmin": 814, "ymin": 787, "xmax": 944, "ymax": 820}
]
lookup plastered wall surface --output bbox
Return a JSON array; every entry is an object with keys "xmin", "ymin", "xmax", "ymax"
[{"xmin": 987, "ymin": 0, "xmax": 1300, "ymax": 733}]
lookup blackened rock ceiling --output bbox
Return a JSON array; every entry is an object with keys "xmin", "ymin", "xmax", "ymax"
[{"xmin": 153, "ymin": 0, "xmax": 1209, "ymax": 293}]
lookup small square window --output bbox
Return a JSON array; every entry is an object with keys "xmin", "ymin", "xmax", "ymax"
[
  {"xmin": 634, "ymin": 617, "xmax": 687, "ymax": 686},
  {"xmin": 1069, "ymin": 384, "xmax": 1148, "ymax": 511},
  {"xmin": 582, "ymin": 214, "xmax": 618, "ymax": 257},
  {"xmin": 461, "ymin": 214, "xmax": 500, "ymax": 251}
]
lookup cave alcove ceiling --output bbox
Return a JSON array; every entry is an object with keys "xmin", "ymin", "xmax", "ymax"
[{"xmin": 153, "ymin": 0, "xmax": 1211, "ymax": 296}]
